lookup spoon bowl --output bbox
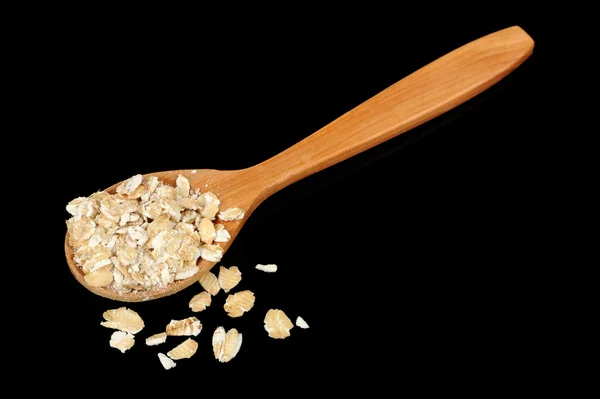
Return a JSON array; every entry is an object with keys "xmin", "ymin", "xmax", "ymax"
[
  {"xmin": 65, "ymin": 168, "xmax": 262, "ymax": 302},
  {"xmin": 65, "ymin": 26, "xmax": 534, "ymax": 302}
]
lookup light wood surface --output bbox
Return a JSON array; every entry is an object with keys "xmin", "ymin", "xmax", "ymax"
[{"xmin": 65, "ymin": 26, "xmax": 534, "ymax": 302}]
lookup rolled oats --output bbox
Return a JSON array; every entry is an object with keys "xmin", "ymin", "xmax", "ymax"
[
  {"xmin": 166, "ymin": 316, "xmax": 202, "ymax": 336},
  {"xmin": 295, "ymin": 316, "xmax": 309, "ymax": 329},
  {"xmin": 218, "ymin": 207, "xmax": 245, "ymax": 221},
  {"xmin": 199, "ymin": 244, "xmax": 223, "ymax": 262},
  {"xmin": 100, "ymin": 307, "xmax": 145, "ymax": 334},
  {"xmin": 158, "ymin": 353, "xmax": 176, "ymax": 370},
  {"xmin": 255, "ymin": 264, "xmax": 277, "ymax": 273},
  {"xmin": 223, "ymin": 290, "xmax": 255, "ymax": 318},
  {"xmin": 214, "ymin": 224, "xmax": 230, "ymax": 242},
  {"xmin": 197, "ymin": 271, "xmax": 220, "ymax": 296},
  {"xmin": 264, "ymin": 309, "xmax": 293, "ymax": 339},
  {"xmin": 188, "ymin": 291, "xmax": 212, "ymax": 312},
  {"xmin": 212, "ymin": 327, "xmax": 242, "ymax": 363},
  {"xmin": 117, "ymin": 173, "xmax": 143, "ymax": 195},
  {"xmin": 198, "ymin": 217, "xmax": 216, "ymax": 245},
  {"xmin": 145, "ymin": 332, "xmax": 167, "ymax": 346},
  {"xmin": 84, "ymin": 268, "xmax": 113, "ymax": 287},
  {"xmin": 175, "ymin": 174, "xmax": 190, "ymax": 198},
  {"xmin": 65, "ymin": 173, "xmax": 246, "ymax": 295},
  {"xmin": 217, "ymin": 266, "xmax": 242, "ymax": 293},
  {"xmin": 167, "ymin": 338, "xmax": 198, "ymax": 360},
  {"xmin": 109, "ymin": 331, "xmax": 135, "ymax": 353},
  {"xmin": 175, "ymin": 265, "xmax": 200, "ymax": 280}
]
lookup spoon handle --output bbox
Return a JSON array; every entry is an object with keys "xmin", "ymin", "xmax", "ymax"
[{"xmin": 251, "ymin": 26, "xmax": 533, "ymax": 200}]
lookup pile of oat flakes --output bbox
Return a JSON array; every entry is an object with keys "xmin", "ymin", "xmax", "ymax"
[{"xmin": 65, "ymin": 173, "xmax": 244, "ymax": 293}]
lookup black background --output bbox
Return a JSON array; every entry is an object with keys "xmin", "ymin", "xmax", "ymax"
[{"xmin": 28, "ymin": 8, "xmax": 556, "ymax": 393}]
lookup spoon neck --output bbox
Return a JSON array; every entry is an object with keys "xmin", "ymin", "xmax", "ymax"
[{"xmin": 248, "ymin": 139, "xmax": 339, "ymax": 202}]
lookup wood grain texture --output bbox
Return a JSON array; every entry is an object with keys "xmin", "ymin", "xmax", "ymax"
[{"xmin": 65, "ymin": 26, "xmax": 534, "ymax": 302}]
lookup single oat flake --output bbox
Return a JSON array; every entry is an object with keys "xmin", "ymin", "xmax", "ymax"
[
  {"xmin": 145, "ymin": 332, "xmax": 167, "ymax": 346},
  {"xmin": 119, "ymin": 174, "xmax": 143, "ymax": 195},
  {"xmin": 158, "ymin": 353, "xmax": 176, "ymax": 370},
  {"xmin": 214, "ymin": 224, "xmax": 230, "ymax": 242},
  {"xmin": 167, "ymin": 338, "xmax": 198, "ymax": 360},
  {"xmin": 218, "ymin": 266, "xmax": 242, "ymax": 293},
  {"xmin": 198, "ymin": 217, "xmax": 216, "ymax": 244},
  {"xmin": 84, "ymin": 268, "xmax": 113, "ymax": 287},
  {"xmin": 200, "ymin": 244, "xmax": 224, "ymax": 262},
  {"xmin": 296, "ymin": 316, "xmax": 310, "ymax": 329},
  {"xmin": 175, "ymin": 265, "xmax": 200, "ymax": 281},
  {"xmin": 212, "ymin": 327, "xmax": 243, "ymax": 363},
  {"xmin": 264, "ymin": 309, "xmax": 294, "ymax": 339},
  {"xmin": 224, "ymin": 290, "xmax": 255, "ymax": 318},
  {"xmin": 198, "ymin": 271, "xmax": 220, "ymax": 296},
  {"xmin": 166, "ymin": 317, "xmax": 202, "ymax": 336},
  {"xmin": 176, "ymin": 174, "xmax": 190, "ymax": 198},
  {"xmin": 218, "ymin": 207, "xmax": 245, "ymax": 221},
  {"xmin": 100, "ymin": 307, "xmax": 145, "ymax": 334},
  {"xmin": 255, "ymin": 264, "xmax": 277, "ymax": 273},
  {"xmin": 109, "ymin": 331, "xmax": 135, "ymax": 353},
  {"xmin": 189, "ymin": 291, "xmax": 212, "ymax": 312}
]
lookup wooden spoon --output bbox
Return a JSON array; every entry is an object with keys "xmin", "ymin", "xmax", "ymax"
[{"xmin": 65, "ymin": 25, "xmax": 534, "ymax": 302}]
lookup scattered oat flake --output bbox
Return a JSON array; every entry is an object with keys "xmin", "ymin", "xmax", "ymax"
[
  {"xmin": 296, "ymin": 316, "xmax": 309, "ymax": 329},
  {"xmin": 100, "ymin": 307, "xmax": 145, "ymax": 334},
  {"xmin": 166, "ymin": 317, "xmax": 202, "ymax": 336},
  {"xmin": 198, "ymin": 271, "xmax": 220, "ymax": 296},
  {"xmin": 191, "ymin": 170, "xmax": 197, "ymax": 174},
  {"xmin": 218, "ymin": 207, "xmax": 245, "ymax": 221},
  {"xmin": 255, "ymin": 264, "xmax": 277, "ymax": 273},
  {"xmin": 218, "ymin": 266, "xmax": 242, "ymax": 293},
  {"xmin": 212, "ymin": 327, "xmax": 226, "ymax": 360},
  {"xmin": 264, "ymin": 309, "xmax": 294, "ymax": 339},
  {"xmin": 158, "ymin": 353, "xmax": 176, "ymax": 370},
  {"xmin": 224, "ymin": 290, "xmax": 255, "ymax": 318},
  {"xmin": 189, "ymin": 291, "xmax": 212, "ymax": 312},
  {"xmin": 109, "ymin": 331, "xmax": 135, "ymax": 353},
  {"xmin": 145, "ymin": 332, "xmax": 167, "ymax": 346},
  {"xmin": 212, "ymin": 327, "xmax": 243, "ymax": 363},
  {"xmin": 167, "ymin": 338, "xmax": 198, "ymax": 360}
]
